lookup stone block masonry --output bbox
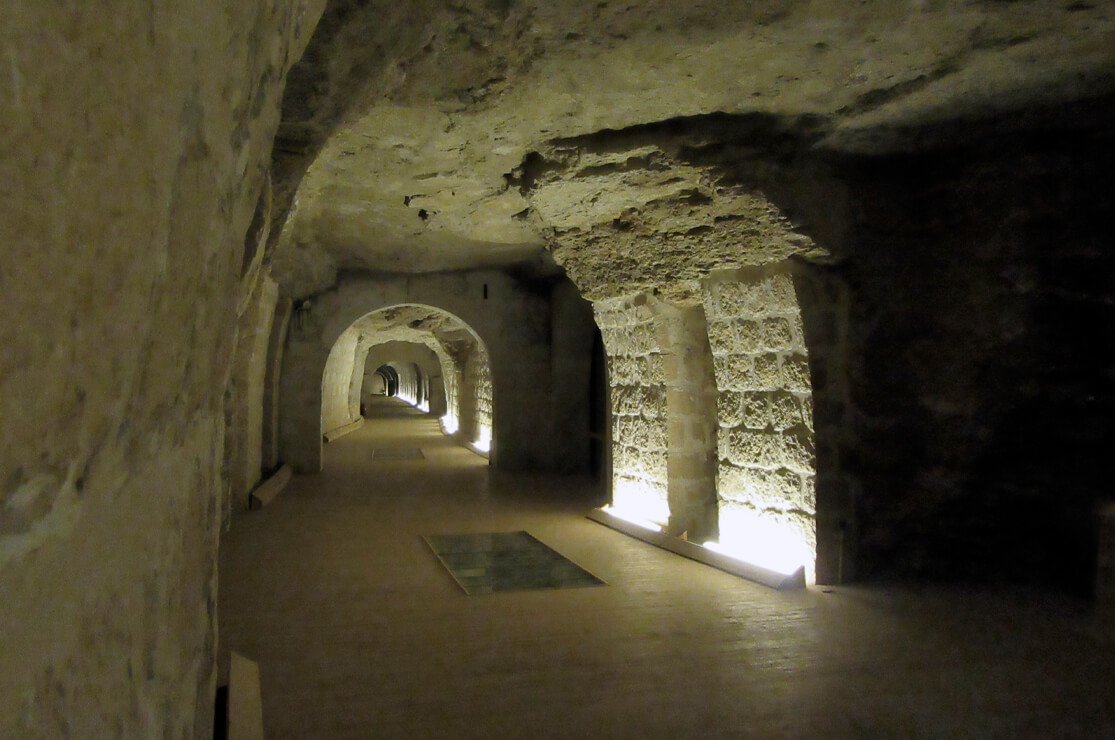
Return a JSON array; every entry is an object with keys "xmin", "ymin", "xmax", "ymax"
[
  {"xmin": 461, "ymin": 344, "xmax": 494, "ymax": 449},
  {"xmin": 475, "ymin": 349, "xmax": 493, "ymax": 446},
  {"xmin": 654, "ymin": 302, "xmax": 719, "ymax": 540},
  {"xmin": 704, "ymin": 266, "xmax": 817, "ymax": 579},
  {"xmin": 595, "ymin": 296, "xmax": 670, "ymax": 524}
]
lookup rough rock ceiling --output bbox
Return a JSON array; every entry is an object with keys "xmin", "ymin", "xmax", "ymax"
[
  {"xmin": 351, "ymin": 305, "xmax": 478, "ymax": 361},
  {"xmin": 269, "ymin": 0, "xmax": 1115, "ymax": 300}
]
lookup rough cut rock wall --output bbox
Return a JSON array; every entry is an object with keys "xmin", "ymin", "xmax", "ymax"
[
  {"xmin": 595, "ymin": 297, "xmax": 669, "ymax": 523},
  {"xmin": 224, "ymin": 276, "xmax": 280, "ymax": 520},
  {"xmin": 368, "ymin": 373, "xmax": 387, "ymax": 396},
  {"xmin": 704, "ymin": 268, "xmax": 817, "ymax": 576},
  {"xmin": 457, "ymin": 344, "xmax": 493, "ymax": 449},
  {"xmin": 826, "ymin": 123, "xmax": 1115, "ymax": 592},
  {"xmin": 0, "ymin": 0, "xmax": 321, "ymax": 735},
  {"xmin": 321, "ymin": 327, "xmax": 362, "ymax": 435},
  {"xmin": 549, "ymin": 279, "xmax": 597, "ymax": 474},
  {"xmin": 261, "ymin": 299, "xmax": 293, "ymax": 474}
]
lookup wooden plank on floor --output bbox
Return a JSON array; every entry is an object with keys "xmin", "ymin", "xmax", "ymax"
[
  {"xmin": 323, "ymin": 417, "xmax": 364, "ymax": 442},
  {"xmin": 249, "ymin": 464, "xmax": 292, "ymax": 510}
]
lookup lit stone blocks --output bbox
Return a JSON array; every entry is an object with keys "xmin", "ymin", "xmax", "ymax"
[
  {"xmin": 595, "ymin": 297, "xmax": 670, "ymax": 522},
  {"xmin": 703, "ymin": 267, "xmax": 817, "ymax": 581}
]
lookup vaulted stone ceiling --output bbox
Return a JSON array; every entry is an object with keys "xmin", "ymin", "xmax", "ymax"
[
  {"xmin": 269, "ymin": 0, "xmax": 1115, "ymax": 300},
  {"xmin": 351, "ymin": 305, "xmax": 479, "ymax": 360}
]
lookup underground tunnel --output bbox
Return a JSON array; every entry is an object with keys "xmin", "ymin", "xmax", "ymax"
[{"xmin": 2, "ymin": 0, "xmax": 1115, "ymax": 736}]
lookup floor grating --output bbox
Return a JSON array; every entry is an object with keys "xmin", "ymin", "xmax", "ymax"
[
  {"xmin": 423, "ymin": 531, "xmax": 605, "ymax": 595},
  {"xmin": 371, "ymin": 447, "xmax": 424, "ymax": 460}
]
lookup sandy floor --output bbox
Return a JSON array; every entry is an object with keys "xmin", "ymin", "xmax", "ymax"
[{"xmin": 219, "ymin": 397, "xmax": 1114, "ymax": 739}]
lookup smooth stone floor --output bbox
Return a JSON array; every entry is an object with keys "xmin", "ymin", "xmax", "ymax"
[{"xmin": 219, "ymin": 398, "xmax": 1115, "ymax": 739}]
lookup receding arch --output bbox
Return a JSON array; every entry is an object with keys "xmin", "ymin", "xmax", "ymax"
[
  {"xmin": 363, "ymin": 342, "xmax": 446, "ymax": 416},
  {"xmin": 374, "ymin": 364, "xmax": 399, "ymax": 397},
  {"xmin": 278, "ymin": 271, "xmax": 580, "ymax": 474},
  {"xmin": 318, "ymin": 303, "xmax": 493, "ymax": 460}
]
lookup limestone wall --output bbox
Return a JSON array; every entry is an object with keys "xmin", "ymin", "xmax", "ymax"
[
  {"xmin": 442, "ymin": 355, "xmax": 462, "ymax": 432},
  {"xmin": 391, "ymin": 363, "xmax": 423, "ymax": 407},
  {"xmin": 595, "ymin": 296, "xmax": 669, "ymax": 524},
  {"xmin": 0, "ymin": 0, "xmax": 323, "ymax": 734},
  {"xmin": 704, "ymin": 268, "xmax": 817, "ymax": 578},
  {"xmin": 321, "ymin": 327, "xmax": 362, "ymax": 435},
  {"xmin": 655, "ymin": 302, "xmax": 719, "ymax": 540},
  {"xmin": 549, "ymin": 279, "xmax": 597, "ymax": 473},
  {"xmin": 224, "ymin": 276, "xmax": 280, "ymax": 520},
  {"xmin": 261, "ymin": 299, "xmax": 293, "ymax": 474},
  {"xmin": 818, "ymin": 130, "xmax": 1115, "ymax": 591}
]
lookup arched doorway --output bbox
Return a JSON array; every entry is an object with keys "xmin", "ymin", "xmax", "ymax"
[
  {"xmin": 375, "ymin": 364, "xmax": 399, "ymax": 397},
  {"xmin": 277, "ymin": 271, "xmax": 584, "ymax": 475},
  {"xmin": 316, "ymin": 303, "xmax": 495, "ymax": 463}
]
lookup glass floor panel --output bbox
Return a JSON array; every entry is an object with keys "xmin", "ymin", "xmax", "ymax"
[
  {"xmin": 424, "ymin": 531, "xmax": 605, "ymax": 595},
  {"xmin": 371, "ymin": 448, "xmax": 425, "ymax": 460}
]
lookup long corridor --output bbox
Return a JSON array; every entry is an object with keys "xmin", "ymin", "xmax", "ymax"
[{"xmin": 219, "ymin": 398, "xmax": 1115, "ymax": 739}]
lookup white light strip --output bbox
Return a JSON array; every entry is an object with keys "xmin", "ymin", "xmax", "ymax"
[
  {"xmin": 600, "ymin": 505, "xmax": 662, "ymax": 533},
  {"xmin": 586, "ymin": 507, "xmax": 806, "ymax": 590},
  {"xmin": 472, "ymin": 426, "xmax": 492, "ymax": 453},
  {"xmin": 701, "ymin": 540, "xmax": 803, "ymax": 579},
  {"xmin": 440, "ymin": 413, "xmax": 459, "ymax": 435}
]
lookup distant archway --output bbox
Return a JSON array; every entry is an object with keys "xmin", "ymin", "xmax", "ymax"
[
  {"xmin": 317, "ymin": 303, "xmax": 494, "ymax": 463},
  {"xmin": 375, "ymin": 364, "xmax": 399, "ymax": 397},
  {"xmin": 363, "ymin": 342, "xmax": 445, "ymax": 416},
  {"xmin": 278, "ymin": 271, "xmax": 569, "ymax": 474}
]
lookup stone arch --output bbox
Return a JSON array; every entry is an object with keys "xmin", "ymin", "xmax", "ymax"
[
  {"xmin": 591, "ymin": 263, "xmax": 821, "ymax": 583},
  {"xmin": 374, "ymin": 364, "xmax": 399, "ymax": 397},
  {"xmin": 317, "ymin": 303, "xmax": 493, "ymax": 457},
  {"xmin": 362, "ymin": 341, "xmax": 449, "ymax": 417},
  {"xmin": 278, "ymin": 272, "xmax": 550, "ymax": 473}
]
